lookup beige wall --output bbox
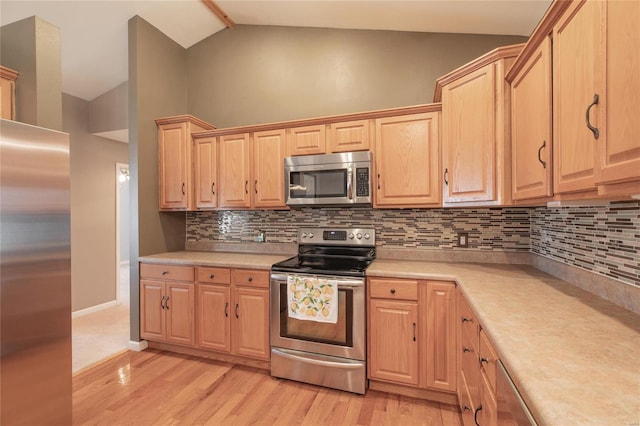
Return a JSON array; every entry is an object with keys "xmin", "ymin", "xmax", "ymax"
[
  {"xmin": 128, "ymin": 15, "xmax": 189, "ymax": 340},
  {"xmin": 0, "ymin": 16, "xmax": 62, "ymax": 131},
  {"xmin": 63, "ymin": 93, "xmax": 128, "ymax": 311},
  {"xmin": 187, "ymin": 25, "xmax": 527, "ymax": 128},
  {"xmin": 90, "ymin": 81, "xmax": 128, "ymax": 134}
]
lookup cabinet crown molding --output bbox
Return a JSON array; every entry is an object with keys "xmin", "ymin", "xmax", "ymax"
[
  {"xmin": 0, "ymin": 65, "xmax": 19, "ymax": 80},
  {"xmin": 433, "ymin": 43, "xmax": 525, "ymax": 102},
  {"xmin": 155, "ymin": 114, "xmax": 216, "ymax": 130}
]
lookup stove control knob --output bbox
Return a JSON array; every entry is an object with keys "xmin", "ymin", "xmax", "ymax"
[
  {"xmin": 348, "ymin": 233, "xmax": 355, "ymax": 239},
  {"xmin": 364, "ymin": 233, "xmax": 371, "ymax": 240},
  {"xmin": 308, "ymin": 233, "xmax": 314, "ymax": 239},
  {"xmin": 301, "ymin": 232, "xmax": 307, "ymax": 238},
  {"xmin": 356, "ymin": 233, "xmax": 362, "ymax": 239}
]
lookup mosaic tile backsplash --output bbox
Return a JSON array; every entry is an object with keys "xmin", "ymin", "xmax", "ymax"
[
  {"xmin": 187, "ymin": 208, "xmax": 531, "ymax": 250},
  {"xmin": 530, "ymin": 201, "xmax": 640, "ymax": 287},
  {"xmin": 187, "ymin": 201, "xmax": 640, "ymax": 288}
]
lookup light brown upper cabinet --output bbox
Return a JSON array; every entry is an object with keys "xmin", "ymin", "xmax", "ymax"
[
  {"xmin": 0, "ymin": 65, "xmax": 18, "ymax": 120},
  {"xmin": 253, "ymin": 129, "xmax": 287, "ymax": 208},
  {"xmin": 553, "ymin": 0, "xmax": 603, "ymax": 195},
  {"xmin": 329, "ymin": 119, "xmax": 371, "ymax": 153},
  {"xmin": 510, "ymin": 37, "xmax": 553, "ymax": 201},
  {"xmin": 218, "ymin": 133, "xmax": 252, "ymax": 208},
  {"xmin": 506, "ymin": 0, "xmax": 640, "ymax": 201},
  {"xmin": 194, "ymin": 136, "xmax": 218, "ymax": 209},
  {"xmin": 287, "ymin": 124, "xmax": 326, "ymax": 156},
  {"xmin": 156, "ymin": 115, "xmax": 214, "ymax": 211},
  {"xmin": 597, "ymin": 0, "xmax": 640, "ymax": 192},
  {"xmin": 436, "ymin": 44, "xmax": 523, "ymax": 207},
  {"xmin": 374, "ymin": 111, "xmax": 441, "ymax": 208}
]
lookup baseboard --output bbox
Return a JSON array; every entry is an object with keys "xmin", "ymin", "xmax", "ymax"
[
  {"xmin": 128, "ymin": 340, "xmax": 148, "ymax": 352},
  {"xmin": 72, "ymin": 300, "xmax": 117, "ymax": 318},
  {"xmin": 368, "ymin": 380, "xmax": 459, "ymax": 406},
  {"xmin": 147, "ymin": 341, "xmax": 270, "ymax": 370}
]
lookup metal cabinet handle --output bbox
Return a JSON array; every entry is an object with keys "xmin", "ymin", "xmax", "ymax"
[
  {"xmin": 181, "ymin": 182, "xmax": 185, "ymax": 195},
  {"xmin": 444, "ymin": 168, "xmax": 449, "ymax": 185},
  {"xmin": 462, "ymin": 405, "xmax": 472, "ymax": 412},
  {"xmin": 224, "ymin": 302, "xmax": 229, "ymax": 318},
  {"xmin": 162, "ymin": 271, "xmax": 168, "ymax": 275},
  {"xmin": 160, "ymin": 296, "xmax": 166, "ymax": 309},
  {"xmin": 461, "ymin": 317, "xmax": 472, "ymax": 323},
  {"xmin": 480, "ymin": 357, "xmax": 489, "ymax": 365},
  {"xmin": 165, "ymin": 296, "xmax": 169, "ymax": 310},
  {"xmin": 412, "ymin": 323, "xmax": 416, "ymax": 342},
  {"xmin": 537, "ymin": 140, "xmax": 547, "ymax": 169},
  {"xmin": 211, "ymin": 182, "xmax": 215, "ymax": 195},
  {"xmin": 248, "ymin": 277, "xmax": 253, "ymax": 283},
  {"xmin": 474, "ymin": 405, "xmax": 483, "ymax": 426},
  {"xmin": 245, "ymin": 180, "xmax": 248, "ymax": 194},
  {"xmin": 462, "ymin": 347, "xmax": 471, "ymax": 353},
  {"xmin": 585, "ymin": 93, "xmax": 600, "ymax": 139},
  {"xmin": 377, "ymin": 173, "xmax": 381, "ymax": 190},
  {"xmin": 390, "ymin": 288, "xmax": 396, "ymax": 294},
  {"xmin": 254, "ymin": 179, "xmax": 258, "ymax": 194},
  {"xmin": 209, "ymin": 273, "xmax": 215, "ymax": 279},
  {"xmin": 235, "ymin": 303, "xmax": 239, "ymax": 318}
]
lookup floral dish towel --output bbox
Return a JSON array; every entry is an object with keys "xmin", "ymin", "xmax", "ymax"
[{"xmin": 287, "ymin": 275, "xmax": 338, "ymax": 324}]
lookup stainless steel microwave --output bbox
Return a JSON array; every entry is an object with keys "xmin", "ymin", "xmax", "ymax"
[{"xmin": 284, "ymin": 151, "xmax": 372, "ymax": 207}]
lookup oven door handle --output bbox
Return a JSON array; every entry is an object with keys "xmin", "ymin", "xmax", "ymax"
[{"xmin": 275, "ymin": 348, "xmax": 361, "ymax": 369}]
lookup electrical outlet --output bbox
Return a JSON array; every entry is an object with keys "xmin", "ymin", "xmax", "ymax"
[{"xmin": 457, "ymin": 232, "xmax": 469, "ymax": 248}]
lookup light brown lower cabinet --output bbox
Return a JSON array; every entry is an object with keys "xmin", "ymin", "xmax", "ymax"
[
  {"xmin": 457, "ymin": 288, "xmax": 499, "ymax": 426},
  {"xmin": 367, "ymin": 277, "xmax": 456, "ymax": 400},
  {"xmin": 195, "ymin": 266, "xmax": 270, "ymax": 361},
  {"xmin": 140, "ymin": 264, "xmax": 195, "ymax": 346}
]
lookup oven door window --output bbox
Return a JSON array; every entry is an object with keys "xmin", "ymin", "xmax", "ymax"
[
  {"xmin": 279, "ymin": 282, "xmax": 353, "ymax": 347},
  {"xmin": 289, "ymin": 169, "xmax": 347, "ymax": 199}
]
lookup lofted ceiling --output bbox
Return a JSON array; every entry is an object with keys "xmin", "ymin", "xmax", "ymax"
[{"xmin": 1, "ymin": 0, "xmax": 551, "ymax": 102}]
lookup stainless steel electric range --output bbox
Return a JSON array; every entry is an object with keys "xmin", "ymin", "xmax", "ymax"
[{"xmin": 270, "ymin": 227, "xmax": 375, "ymax": 394}]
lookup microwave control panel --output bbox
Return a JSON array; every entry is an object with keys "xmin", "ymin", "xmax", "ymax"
[{"xmin": 356, "ymin": 168, "xmax": 369, "ymax": 197}]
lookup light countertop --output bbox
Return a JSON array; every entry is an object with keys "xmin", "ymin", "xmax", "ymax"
[{"xmin": 139, "ymin": 252, "xmax": 640, "ymax": 425}]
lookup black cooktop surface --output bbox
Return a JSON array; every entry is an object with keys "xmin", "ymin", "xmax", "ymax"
[{"xmin": 272, "ymin": 255, "xmax": 373, "ymax": 277}]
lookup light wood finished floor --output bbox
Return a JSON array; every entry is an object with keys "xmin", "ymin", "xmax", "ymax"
[{"xmin": 73, "ymin": 349, "xmax": 462, "ymax": 426}]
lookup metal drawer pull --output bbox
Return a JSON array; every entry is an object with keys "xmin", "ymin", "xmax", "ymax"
[
  {"xmin": 462, "ymin": 405, "xmax": 471, "ymax": 412},
  {"xmin": 248, "ymin": 277, "xmax": 253, "ymax": 283},
  {"xmin": 209, "ymin": 273, "xmax": 215, "ymax": 279},
  {"xmin": 461, "ymin": 317, "xmax": 472, "ymax": 323},
  {"xmin": 462, "ymin": 347, "xmax": 471, "ymax": 353},
  {"xmin": 585, "ymin": 93, "xmax": 600, "ymax": 139},
  {"xmin": 537, "ymin": 140, "xmax": 547, "ymax": 169},
  {"xmin": 480, "ymin": 357, "xmax": 489, "ymax": 365},
  {"xmin": 162, "ymin": 271, "xmax": 168, "ymax": 275},
  {"xmin": 390, "ymin": 288, "xmax": 396, "ymax": 294}
]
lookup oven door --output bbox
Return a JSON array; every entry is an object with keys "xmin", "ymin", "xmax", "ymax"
[{"xmin": 270, "ymin": 272, "xmax": 365, "ymax": 360}]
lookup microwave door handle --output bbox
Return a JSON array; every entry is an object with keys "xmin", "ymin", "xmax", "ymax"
[{"xmin": 347, "ymin": 167, "xmax": 353, "ymax": 201}]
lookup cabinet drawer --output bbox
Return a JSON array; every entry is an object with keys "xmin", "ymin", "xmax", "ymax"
[
  {"xmin": 458, "ymin": 293, "xmax": 479, "ymax": 348},
  {"xmin": 140, "ymin": 263, "xmax": 194, "ymax": 281},
  {"xmin": 196, "ymin": 267, "xmax": 231, "ymax": 284},
  {"xmin": 459, "ymin": 369, "xmax": 476, "ymax": 426},
  {"xmin": 479, "ymin": 329, "xmax": 498, "ymax": 394},
  {"xmin": 232, "ymin": 269, "xmax": 270, "ymax": 288},
  {"xmin": 368, "ymin": 278, "xmax": 418, "ymax": 300}
]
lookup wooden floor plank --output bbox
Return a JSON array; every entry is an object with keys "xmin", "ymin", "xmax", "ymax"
[{"xmin": 72, "ymin": 349, "xmax": 462, "ymax": 426}]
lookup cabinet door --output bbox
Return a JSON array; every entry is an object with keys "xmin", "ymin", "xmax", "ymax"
[
  {"xmin": 598, "ymin": 0, "xmax": 640, "ymax": 185},
  {"xmin": 140, "ymin": 280, "xmax": 165, "ymax": 341},
  {"xmin": 478, "ymin": 371, "xmax": 498, "ymax": 426},
  {"xmin": 442, "ymin": 64, "xmax": 496, "ymax": 203},
  {"xmin": 253, "ymin": 130, "xmax": 286, "ymax": 208},
  {"xmin": 165, "ymin": 282, "xmax": 195, "ymax": 346},
  {"xmin": 287, "ymin": 125, "xmax": 326, "ymax": 156},
  {"xmin": 553, "ymin": 0, "xmax": 604, "ymax": 194},
  {"xmin": 232, "ymin": 287, "xmax": 270, "ymax": 360},
  {"xmin": 510, "ymin": 37, "xmax": 553, "ymax": 200},
  {"xmin": 194, "ymin": 137, "xmax": 218, "ymax": 209},
  {"xmin": 158, "ymin": 122, "xmax": 188, "ymax": 209},
  {"xmin": 368, "ymin": 299, "xmax": 419, "ymax": 385},
  {"xmin": 219, "ymin": 133, "xmax": 251, "ymax": 208},
  {"xmin": 330, "ymin": 120, "xmax": 370, "ymax": 152},
  {"xmin": 196, "ymin": 284, "xmax": 231, "ymax": 352},
  {"xmin": 0, "ymin": 76, "xmax": 15, "ymax": 120},
  {"xmin": 374, "ymin": 112, "xmax": 440, "ymax": 207},
  {"xmin": 426, "ymin": 282, "xmax": 456, "ymax": 392}
]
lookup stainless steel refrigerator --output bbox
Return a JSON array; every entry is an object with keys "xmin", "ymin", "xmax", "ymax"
[{"xmin": 0, "ymin": 118, "xmax": 71, "ymax": 424}]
